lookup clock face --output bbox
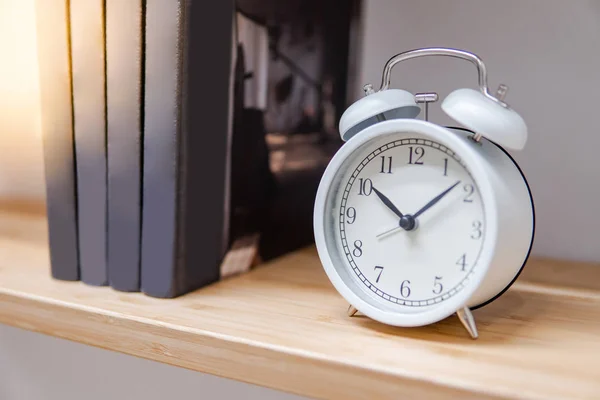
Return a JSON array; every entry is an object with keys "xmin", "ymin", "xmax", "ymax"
[{"xmin": 329, "ymin": 131, "xmax": 486, "ymax": 312}]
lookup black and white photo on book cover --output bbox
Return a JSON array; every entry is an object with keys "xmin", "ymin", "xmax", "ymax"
[{"xmin": 227, "ymin": 0, "xmax": 362, "ymax": 265}]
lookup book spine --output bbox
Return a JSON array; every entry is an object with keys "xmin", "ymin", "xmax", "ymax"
[
  {"xmin": 69, "ymin": 0, "xmax": 108, "ymax": 286},
  {"xmin": 141, "ymin": 0, "xmax": 234, "ymax": 297},
  {"xmin": 140, "ymin": 0, "xmax": 183, "ymax": 297},
  {"xmin": 34, "ymin": 0, "xmax": 80, "ymax": 281},
  {"xmin": 179, "ymin": 0, "xmax": 235, "ymax": 293},
  {"xmin": 106, "ymin": 0, "xmax": 144, "ymax": 291}
]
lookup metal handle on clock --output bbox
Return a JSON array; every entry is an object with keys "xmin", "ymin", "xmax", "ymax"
[{"xmin": 377, "ymin": 47, "xmax": 509, "ymax": 108}]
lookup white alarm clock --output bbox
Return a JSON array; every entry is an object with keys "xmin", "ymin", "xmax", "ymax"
[{"xmin": 313, "ymin": 48, "xmax": 534, "ymax": 339}]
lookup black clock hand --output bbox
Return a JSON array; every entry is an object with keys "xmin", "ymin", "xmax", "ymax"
[
  {"xmin": 372, "ymin": 187, "xmax": 404, "ymax": 219},
  {"xmin": 412, "ymin": 180, "xmax": 461, "ymax": 219}
]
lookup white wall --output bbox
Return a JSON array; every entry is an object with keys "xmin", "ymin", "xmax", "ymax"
[
  {"xmin": 0, "ymin": 0, "xmax": 45, "ymax": 199},
  {"xmin": 0, "ymin": 1, "xmax": 304, "ymax": 399},
  {"xmin": 356, "ymin": 0, "xmax": 600, "ymax": 262}
]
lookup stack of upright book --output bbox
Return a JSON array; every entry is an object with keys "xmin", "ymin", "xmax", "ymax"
[{"xmin": 35, "ymin": 0, "xmax": 237, "ymax": 297}]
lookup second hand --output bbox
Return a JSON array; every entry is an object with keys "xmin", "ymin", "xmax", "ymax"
[{"xmin": 377, "ymin": 226, "xmax": 402, "ymax": 238}]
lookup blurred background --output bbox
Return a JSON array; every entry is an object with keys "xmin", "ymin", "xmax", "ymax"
[
  {"xmin": 229, "ymin": 0, "xmax": 359, "ymax": 261},
  {"xmin": 1, "ymin": 0, "xmax": 600, "ymax": 399}
]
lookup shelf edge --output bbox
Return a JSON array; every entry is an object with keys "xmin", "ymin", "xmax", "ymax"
[{"xmin": 0, "ymin": 289, "xmax": 502, "ymax": 400}]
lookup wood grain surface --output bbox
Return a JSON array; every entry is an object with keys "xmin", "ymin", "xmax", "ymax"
[{"xmin": 0, "ymin": 207, "xmax": 599, "ymax": 400}]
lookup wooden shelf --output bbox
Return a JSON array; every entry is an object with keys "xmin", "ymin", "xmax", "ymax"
[{"xmin": 1, "ymin": 205, "xmax": 600, "ymax": 399}]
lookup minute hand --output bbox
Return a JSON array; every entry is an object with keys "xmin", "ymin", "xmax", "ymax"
[{"xmin": 412, "ymin": 181, "xmax": 461, "ymax": 219}]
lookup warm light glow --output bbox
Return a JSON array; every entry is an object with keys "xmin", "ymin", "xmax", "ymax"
[{"xmin": 0, "ymin": 0, "xmax": 45, "ymax": 200}]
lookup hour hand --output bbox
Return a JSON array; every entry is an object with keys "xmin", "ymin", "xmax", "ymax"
[{"xmin": 372, "ymin": 187, "xmax": 404, "ymax": 219}]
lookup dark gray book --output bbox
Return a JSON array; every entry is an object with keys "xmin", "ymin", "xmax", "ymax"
[
  {"xmin": 106, "ymin": 0, "xmax": 144, "ymax": 292},
  {"xmin": 70, "ymin": 0, "xmax": 108, "ymax": 286},
  {"xmin": 141, "ymin": 0, "xmax": 235, "ymax": 298},
  {"xmin": 34, "ymin": 0, "xmax": 80, "ymax": 281}
]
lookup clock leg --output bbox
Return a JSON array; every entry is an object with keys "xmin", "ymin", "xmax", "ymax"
[
  {"xmin": 347, "ymin": 305, "xmax": 358, "ymax": 317},
  {"xmin": 457, "ymin": 307, "xmax": 479, "ymax": 339}
]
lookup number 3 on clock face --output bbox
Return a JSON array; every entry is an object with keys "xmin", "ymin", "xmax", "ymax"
[{"xmin": 337, "ymin": 133, "xmax": 485, "ymax": 308}]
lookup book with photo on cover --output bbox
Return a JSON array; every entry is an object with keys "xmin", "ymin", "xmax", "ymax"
[
  {"xmin": 229, "ymin": 0, "xmax": 357, "ymax": 263},
  {"xmin": 140, "ymin": 0, "xmax": 359, "ymax": 297}
]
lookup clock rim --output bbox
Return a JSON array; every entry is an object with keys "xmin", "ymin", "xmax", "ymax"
[{"xmin": 313, "ymin": 119, "xmax": 499, "ymax": 327}]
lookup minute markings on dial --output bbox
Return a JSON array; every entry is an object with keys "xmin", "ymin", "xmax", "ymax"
[{"xmin": 339, "ymin": 137, "xmax": 485, "ymax": 306}]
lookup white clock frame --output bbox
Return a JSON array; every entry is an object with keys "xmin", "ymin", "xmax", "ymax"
[
  {"xmin": 313, "ymin": 47, "xmax": 535, "ymax": 338},
  {"xmin": 314, "ymin": 118, "xmax": 534, "ymax": 334}
]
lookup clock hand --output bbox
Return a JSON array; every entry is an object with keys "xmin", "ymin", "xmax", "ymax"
[
  {"xmin": 374, "ymin": 182, "xmax": 459, "ymax": 237},
  {"xmin": 412, "ymin": 180, "xmax": 461, "ymax": 219},
  {"xmin": 372, "ymin": 187, "xmax": 404, "ymax": 219},
  {"xmin": 376, "ymin": 225, "xmax": 402, "ymax": 238}
]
